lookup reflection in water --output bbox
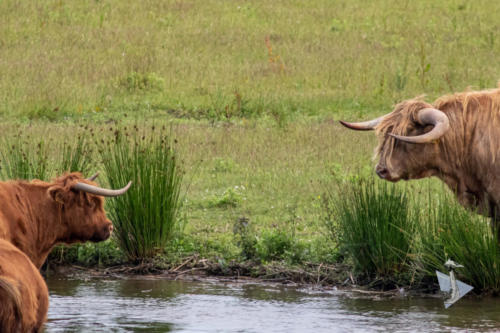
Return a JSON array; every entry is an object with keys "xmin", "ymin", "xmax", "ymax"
[{"xmin": 45, "ymin": 276, "xmax": 500, "ymax": 332}]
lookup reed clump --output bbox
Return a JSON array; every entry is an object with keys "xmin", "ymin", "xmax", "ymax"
[
  {"xmin": 324, "ymin": 178, "xmax": 500, "ymax": 292},
  {"xmin": 98, "ymin": 125, "xmax": 184, "ymax": 261},
  {"xmin": 324, "ymin": 179, "xmax": 415, "ymax": 282},
  {"xmin": 415, "ymin": 194, "xmax": 500, "ymax": 294},
  {"xmin": 0, "ymin": 132, "xmax": 92, "ymax": 181}
]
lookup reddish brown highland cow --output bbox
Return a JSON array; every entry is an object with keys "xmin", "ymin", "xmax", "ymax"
[
  {"xmin": 341, "ymin": 86, "xmax": 500, "ymax": 237},
  {"xmin": 0, "ymin": 239, "xmax": 48, "ymax": 333},
  {"xmin": 0, "ymin": 172, "xmax": 131, "ymax": 331}
]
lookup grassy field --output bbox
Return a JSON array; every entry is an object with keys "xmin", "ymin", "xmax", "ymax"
[
  {"xmin": 2, "ymin": 0, "xmax": 500, "ymax": 291},
  {"xmin": 0, "ymin": 120, "xmax": 376, "ymax": 259},
  {"xmin": 2, "ymin": 0, "xmax": 500, "ymax": 122}
]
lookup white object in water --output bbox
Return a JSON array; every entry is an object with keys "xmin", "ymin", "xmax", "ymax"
[{"xmin": 436, "ymin": 260, "xmax": 473, "ymax": 309}]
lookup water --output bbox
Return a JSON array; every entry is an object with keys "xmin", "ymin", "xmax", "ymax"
[{"xmin": 45, "ymin": 276, "xmax": 500, "ymax": 332}]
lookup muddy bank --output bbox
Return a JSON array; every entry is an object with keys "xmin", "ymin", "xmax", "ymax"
[{"xmin": 44, "ymin": 256, "xmax": 442, "ymax": 297}]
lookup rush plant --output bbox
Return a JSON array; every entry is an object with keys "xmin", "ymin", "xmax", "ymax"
[
  {"xmin": 415, "ymin": 194, "xmax": 500, "ymax": 293},
  {"xmin": 58, "ymin": 135, "xmax": 93, "ymax": 175},
  {"xmin": 324, "ymin": 179, "xmax": 416, "ymax": 279},
  {"xmin": 99, "ymin": 126, "xmax": 184, "ymax": 260},
  {"xmin": 0, "ymin": 135, "xmax": 50, "ymax": 181}
]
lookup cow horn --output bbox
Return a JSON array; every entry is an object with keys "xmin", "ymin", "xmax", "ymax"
[
  {"xmin": 72, "ymin": 181, "xmax": 132, "ymax": 197},
  {"xmin": 389, "ymin": 108, "xmax": 450, "ymax": 144},
  {"xmin": 339, "ymin": 116, "xmax": 385, "ymax": 131},
  {"xmin": 87, "ymin": 173, "xmax": 99, "ymax": 181}
]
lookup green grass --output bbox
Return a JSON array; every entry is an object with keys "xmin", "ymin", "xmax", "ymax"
[
  {"xmin": 48, "ymin": 240, "xmax": 126, "ymax": 268},
  {"xmin": 1, "ymin": 0, "xmax": 500, "ymax": 291},
  {"xmin": 0, "ymin": 131, "xmax": 93, "ymax": 181},
  {"xmin": 2, "ymin": 1, "xmax": 500, "ymax": 122},
  {"xmin": 1, "ymin": 119, "xmax": 499, "ymax": 292},
  {"xmin": 0, "ymin": 134, "xmax": 50, "ymax": 180}
]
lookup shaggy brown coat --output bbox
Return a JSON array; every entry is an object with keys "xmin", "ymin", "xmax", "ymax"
[
  {"xmin": 374, "ymin": 87, "xmax": 500, "ymax": 232},
  {"xmin": 0, "ymin": 239, "xmax": 48, "ymax": 332},
  {"xmin": 0, "ymin": 172, "xmax": 113, "ymax": 268}
]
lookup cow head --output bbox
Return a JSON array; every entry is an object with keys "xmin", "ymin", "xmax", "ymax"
[
  {"xmin": 340, "ymin": 100, "xmax": 450, "ymax": 182},
  {"xmin": 46, "ymin": 172, "xmax": 131, "ymax": 244}
]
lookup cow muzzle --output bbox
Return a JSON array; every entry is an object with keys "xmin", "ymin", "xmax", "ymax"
[
  {"xmin": 375, "ymin": 165, "xmax": 400, "ymax": 182},
  {"xmin": 91, "ymin": 223, "xmax": 113, "ymax": 242},
  {"xmin": 103, "ymin": 223, "xmax": 113, "ymax": 239},
  {"xmin": 376, "ymin": 166, "xmax": 389, "ymax": 179}
]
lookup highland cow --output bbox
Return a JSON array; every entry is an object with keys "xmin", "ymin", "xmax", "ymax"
[
  {"xmin": 0, "ymin": 172, "xmax": 131, "ymax": 268},
  {"xmin": 340, "ymin": 87, "xmax": 500, "ymax": 238}
]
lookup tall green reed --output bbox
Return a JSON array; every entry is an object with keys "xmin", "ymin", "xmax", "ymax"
[
  {"xmin": 324, "ymin": 177, "xmax": 500, "ymax": 292},
  {"xmin": 57, "ymin": 135, "xmax": 93, "ymax": 175},
  {"xmin": 324, "ymin": 179, "xmax": 415, "ymax": 279},
  {"xmin": 0, "ymin": 132, "xmax": 93, "ymax": 181},
  {"xmin": 0, "ymin": 135, "xmax": 51, "ymax": 180},
  {"xmin": 415, "ymin": 194, "xmax": 500, "ymax": 294},
  {"xmin": 99, "ymin": 125, "xmax": 184, "ymax": 260}
]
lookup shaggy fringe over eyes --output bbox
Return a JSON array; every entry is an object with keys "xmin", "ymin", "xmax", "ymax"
[
  {"xmin": 47, "ymin": 172, "xmax": 104, "ymax": 209},
  {"xmin": 374, "ymin": 98, "xmax": 432, "ymax": 166},
  {"xmin": 374, "ymin": 86, "xmax": 500, "ymax": 166}
]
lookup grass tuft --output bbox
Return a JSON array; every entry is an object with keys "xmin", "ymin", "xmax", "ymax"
[
  {"xmin": 99, "ymin": 126, "xmax": 184, "ymax": 260},
  {"xmin": 324, "ymin": 179, "xmax": 415, "ymax": 280},
  {"xmin": 415, "ymin": 194, "xmax": 500, "ymax": 294},
  {"xmin": 0, "ymin": 135, "xmax": 51, "ymax": 180}
]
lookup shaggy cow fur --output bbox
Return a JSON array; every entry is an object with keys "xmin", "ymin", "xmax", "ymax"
[
  {"xmin": 0, "ymin": 172, "xmax": 114, "ymax": 268},
  {"xmin": 0, "ymin": 239, "xmax": 48, "ymax": 332},
  {"xmin": 351, "ymin": 86, "xmax": 500, "ymax": 237}
]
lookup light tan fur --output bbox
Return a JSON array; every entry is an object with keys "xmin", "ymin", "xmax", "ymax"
[{"xmin": 371, "ymin": 86, "xmax": 500, "ymax": 237}]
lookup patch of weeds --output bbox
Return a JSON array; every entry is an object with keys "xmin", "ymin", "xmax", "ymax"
[
  {"xmin": 207, "ymin": 90, "xmax": 252, "ymax": 122},
  {"xmin": 302, "ymin": 236, "xmax": 340, "ymax": 264},
  {"xmin": 165, "ymin": 235, "xmax": 199, "ymax": 258},
  {"xmin": 48, "ymin": 240, "xmax": 125, "ymax": 267},
  {"xmin": 270, "ymin": 106, "xmax": 289, "ymax": 128},
  {"xmin": 233, "ymin": 211, "xmax": 307, "ymax": 265},
  {"xmin": 57, "ymin": 135, "xmax": 93, "ymax": 175},
  {"xmin": 254, "ymin": 203, "xmax": 307, "ymax": 264},
  {"xmin": 415, "ymin": 194, "xmax": 500, "ymax": 293},
  {"xmin": 233, "ymin": 216, "xmax": 258, "ymax": 260},
  {"xmin": 207, "ymin": 186, "xmax": 245, "ymax": 208},
  {"xmin": 119, "ymin": 71, "xmax": 165, "ymax": 93},
  {"xmin": 255, "ymin": 228, "xmax": 305, "ymax": 264},
  {"xmin": 265, "ymin": 35, "xmax": 286, "ymax": 74},
  {"xmin": 212, "ymin": 157, "xmax": 236, "ymax": 173},
  {"xmin": 24, "ymin": 105, "xmax": 68, "ymax": 121}
]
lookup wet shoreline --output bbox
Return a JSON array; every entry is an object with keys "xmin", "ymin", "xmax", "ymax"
[{"xmin": 45, "ymin": 262, "xmax": 447, "ymax": 299}]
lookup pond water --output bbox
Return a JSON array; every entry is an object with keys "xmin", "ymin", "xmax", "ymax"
[{"xmin": 45, "ymin": 276, "xmax": 500, "ymax": 332}]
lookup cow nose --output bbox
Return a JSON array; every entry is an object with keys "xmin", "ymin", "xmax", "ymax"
[
  {"xmin": 109, "ymin": 224, "xmax": 114, "ymax": 233},
  {"xmin": 376, "ymin": 167, "xmax": 389, "ymax": 179}
]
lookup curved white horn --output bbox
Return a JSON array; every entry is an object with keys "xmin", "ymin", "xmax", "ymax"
[
  {"xmin": 339, "ymin": 116, "xmax": 385, "ymax": 131},
  {"xmin": 72, "ymin": 181, "xmax": 132, "ymax": 197},
  {"xmin": 389, "ymin": 108, "xmax": 450, "ymax": 144}
]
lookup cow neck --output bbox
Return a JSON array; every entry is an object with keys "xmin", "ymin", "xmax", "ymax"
[
  {"xmin": 435, "ymin": 128, "xmax": 493, "ymax": 215},
  {"xmin": 17, "ymin": 182, "xmax": 66, "ymax": 268}
]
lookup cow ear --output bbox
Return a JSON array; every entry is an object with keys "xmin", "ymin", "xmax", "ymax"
[{"xmin": 48, "ymin": 186, "xmax": 72, "ymax": 205}]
